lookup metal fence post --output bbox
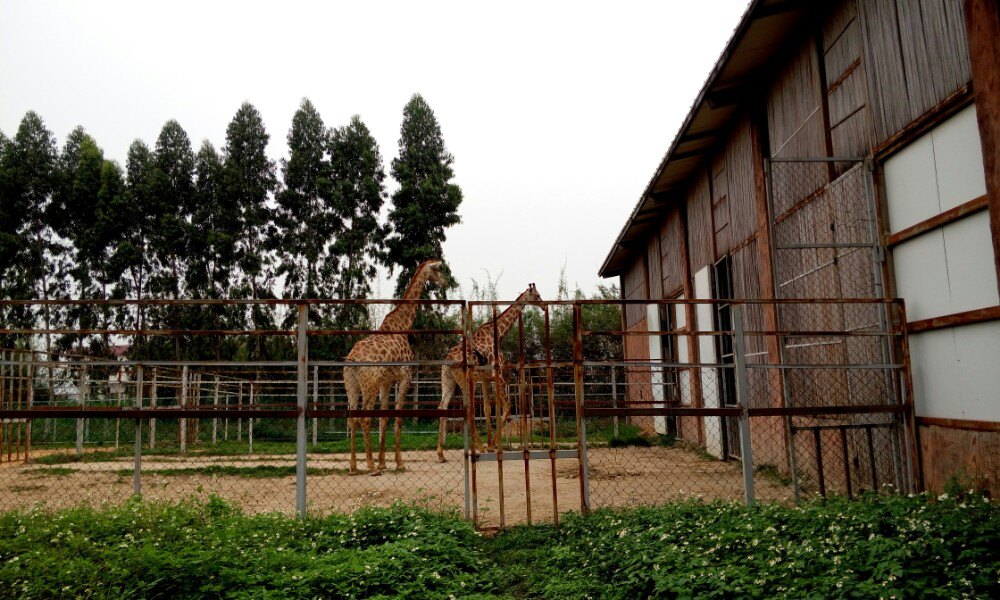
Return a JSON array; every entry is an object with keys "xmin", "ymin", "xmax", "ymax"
[
  {"xmin": 732, "ymin": 306, "xmax": 755, "ymax": 506},
  {"xmin": 296, "ymin": 303, "xmax": 309, "ymax": 518},
  {"xmin": 134, "ymin": 364, "xmax": 143, "ymax": 496},
  {"xmin": 573, "ymin": 304, "xmax": 591, "ymax": 513}
]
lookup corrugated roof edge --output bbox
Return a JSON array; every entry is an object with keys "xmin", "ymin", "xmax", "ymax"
[{"xmin": 597, "ymin": 0, "xmax": 764, "ymax": 279}]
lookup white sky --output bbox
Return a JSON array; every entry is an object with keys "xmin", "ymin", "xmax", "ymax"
[{"xmin": 1, "ymin": 0, "xmax": 750, "ymax": 301}]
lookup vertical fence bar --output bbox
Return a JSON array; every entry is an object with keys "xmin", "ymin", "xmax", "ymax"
[
  {"xmin": 731, "ymin": 305, "xmax": 755, "ymax": 506},
  {"xmin": 296, "ymin": 303, "xmax": 309, "ymax": 518},
  {"xmin": 896, "ymin": 301, "xmax": 919, "ymax": 494},
  {"xmin": 76, "ymin": 365, "xmax": 86, "ymax": 457},
  {"xmin": 840, "ymin": 426, "xmax": 853, "ymax": 499},
  {"xmin": 467, "ymin": 305, "xmax": 479, "ymax": 527},
  {"xmin": 134, "ymin": 364, "xmax": 144, "ymax": 496},
  {"xmin": 180, "ymin": 365, "xmax": 188, "ymax": 453},
  {"xmin": 25, "ymin": 355, "xmax": 34, "ymax": 462},
  {"xmin": 461, "ymin": 302, "xmax": 471, "ymax": 521},
  {"xmin": 611, "ymin": 367, "xmax": 619, "ymax": 438},
  {"xmin": 572, "ymin": 304, "xmax": 591, "ymax": 514},
  {"xmin": 544, "ymin": 306, "xmax": 559, "ymax": 525},
  {"xmin": 311, "ymin": 365, "xmax": 318, "ymax": 447},
  {"xmin": 491, "ymin": 304, "xmax": 506, "ymax": 528},
  {"xmin": 814, "ymin": 428, "xmax": 826, "ymax": 497},
  {"xmin": 212, "ymin": 376, "xmax": 219, "ymax": 444},
  {"xmin": 150, "ymin": 369, "xmax": 157, "ymax": 449}
]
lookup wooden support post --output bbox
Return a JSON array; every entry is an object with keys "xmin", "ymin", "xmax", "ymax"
[
  {"xmin": 964, "ymin": 0, "xmax": 1000, "ymax": 286},
  {"xmin": 248, "ymin": 382, "xmax": 254, "ymax": 455}
]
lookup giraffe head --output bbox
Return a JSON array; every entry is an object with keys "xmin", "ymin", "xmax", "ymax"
[
  {"xmin": 523, "ymin": 283, "xmax": 542, "ymax": 305},
  {"xmin": 420, "ymin": 259, "xmax": 448, "ymax": 289}
]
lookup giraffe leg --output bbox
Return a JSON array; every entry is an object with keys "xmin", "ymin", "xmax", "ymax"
[
  {"xmin": 360, "ymin": 383, "xmax": 378, "ymax": 475},
  {"xmin": 481, "ymin": 379, "xmax": 493, "ymax": 452},
  {"xmin": 493, "ymin": 374, "xmax": 510, "ymax": 451},
  {"xmin": 438, "ymin": 367, "xmax": 456, "ymax": 462},
  {"xmin": 394, "ymin": 368, "xmax": 411, "ymax": 470},
  {"xmin": 376, "ymin": 383, "xmax": 390, "ymax": 473},
  {"xmin": 345, "ymin": 369, "xmax": 360, "ymax": 475}
]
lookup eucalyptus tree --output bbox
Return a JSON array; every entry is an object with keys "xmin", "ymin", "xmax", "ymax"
[
  {"xmin": 386, "ymin": 94, "xmax": 463, "ymax": 297},
  {"xmin": 329, "ymin": 114, "xmax": 388, "ymax": 335},
  {"xmin": 0, "ymin": 112, "xmax": 66, "ymax": 350},
  {"xmin": 187, "ymin": 141, "xmax": 237, "ymax": 359},
  {"xmin": 275, "ymin": 98, "xmax": 338, "ymax": 331},
  {"xmin": 223, "ymin": 102, "xmax": 279, "ymax": 359},
  {"xmin": 51, "ymin": 127, "xmax": 107, "ymax": 353},
  {"xmin": 107, "ymin": 140, "xmax": 157, "ymax": 337}
]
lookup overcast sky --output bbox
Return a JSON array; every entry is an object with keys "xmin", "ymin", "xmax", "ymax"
[{"xmin": 1, "ymin": 0, "xmax": 749, "ymax": 301}]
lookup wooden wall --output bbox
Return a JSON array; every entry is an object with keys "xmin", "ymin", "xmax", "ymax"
[
  {"xmin": 658, "ymin": 208, "xmax": 685, "ymax": 298},
  {"xmin": 919, "ymin": 423, "xmax": 999, "ymax": 496},
  {"xmin": 622, "ymin": 258, "xmax": 646, "ymax": 329},
  {"xmin": 859, "ymin": 0, "xmax": 971, "ymax": 144},
  {"xmin": 824, "ymin": 0, "xmax": 874, "ymax": 158}
]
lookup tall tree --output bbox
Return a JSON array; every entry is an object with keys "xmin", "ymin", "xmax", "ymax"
[
  {"xmin": 223, "ymin": 102, "xmax": 278, "ymax": 358},
  {"xmin": 187, "ymin": 140, "xmax": 237, "ymax": 359},
  {"xmin": 150, "ymin": 120, "xmax": 195, "ymax": 302},
  {"xmin": 0, "ymin": 112, "xmax": 66, "ymax": 350},
  {"xmin": 276, "ymin": 98, "xmax": 338, "ymax": 324},
  {"xmin": 330, "ymin": 115, "xmax": 388, "ymax": 309},
  {"xmin": 386, "ymin": 94, "xmax": 463, "ymax": 297},
  {"xmin": 51, "ymin": 127, "xmax": 107, "ymax": 352},
  {"xmin": 107, "ymin": 140, "xmax": 156, "ymax": 334}
]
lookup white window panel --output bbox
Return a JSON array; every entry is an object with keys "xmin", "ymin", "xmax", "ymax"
[
  {"xmin": 931, "ymin": 105, "xmax": 987, "ymax": 212},
  {"xmin": 646, "ymin": 304, "xmax": 667, "ymax": 435},
  {"xmin": 892, "ymin": 230, "xmax": 950, "ymax": 321},
  {"xmin": 884, "ymin": 134, "xmax": 939, "ymax": 234},
  {"xmin": 911, "ymin": 321, "xmax": 1000, "ymax": 422},
  {"xmin": 694, "ymin": 266, "xmax": 723, "ymax": 458},
  {"xmin": 673, "ymin": 299, "xmax": 693, "ymax": 407},
  {"xmin": 942, "ymin": 211, "xmax": 1000, "ymax": 314}
]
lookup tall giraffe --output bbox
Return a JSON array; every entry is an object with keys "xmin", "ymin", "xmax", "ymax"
[
  {"xmin": 437, "ymin": 284, "xmax": 542, "ymax": 462},
  {"xmin": 344, "ymin": 259, "xmax": 447, "ymax": 474}
]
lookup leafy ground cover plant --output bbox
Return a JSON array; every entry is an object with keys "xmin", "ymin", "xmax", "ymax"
[{"xmin": 0, "ymin": 492, "xmax": 995, "ymax": 599}]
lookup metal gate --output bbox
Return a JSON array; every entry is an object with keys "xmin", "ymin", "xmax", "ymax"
[{"xmin": 765, "ymin": 158, "xmax": 914, "ymax": 496}]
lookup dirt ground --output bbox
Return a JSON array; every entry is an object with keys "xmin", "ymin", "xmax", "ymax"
[{"xmin": 0, "ymin": 446, "xmax": 793, "ymax": 527}]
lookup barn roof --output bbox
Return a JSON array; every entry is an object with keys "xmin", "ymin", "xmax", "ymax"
[{"xmin": 598, "ymin": 0, "xmax": 811, "ymax": 277}]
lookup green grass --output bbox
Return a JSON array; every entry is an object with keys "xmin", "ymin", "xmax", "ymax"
[{"xmin": 0, "ymin": 492, "xmax": 996, "ymax": 599}]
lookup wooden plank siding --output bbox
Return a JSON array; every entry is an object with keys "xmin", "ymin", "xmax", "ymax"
[
  {"xmin": 658, "ymin": 208, "xmax": 686, "ymax": 298},
  {"xmin": 622, "ymin": 258, "xmax": 647, "ymax": 329},
  {"xmin": 859, "ymin": 0, "xmax": 971, "ymax": 144}
]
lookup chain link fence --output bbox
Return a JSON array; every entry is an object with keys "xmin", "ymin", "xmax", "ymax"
[{"xmin": 0, "ymin": 298, "xmax": 915, "ymax": 528}]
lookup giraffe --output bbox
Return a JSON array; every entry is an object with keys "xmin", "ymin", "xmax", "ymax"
[
  {"xmin": 437, "ymin": 283, "xmax": 542, "ymax": 462},
  {"xmin": 344, "ymin": 259, "xmax": 447, "ymax": 475}
]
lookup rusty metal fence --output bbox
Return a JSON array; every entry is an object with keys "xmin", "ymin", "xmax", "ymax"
[{"xmin": 0, "ymin": 298, "xmax": 916, "ymax": 529}]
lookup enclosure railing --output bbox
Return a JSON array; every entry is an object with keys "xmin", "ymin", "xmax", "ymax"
[{"xmin": 0, "ymin": 297, "xmax": 916, "ymax": 528}]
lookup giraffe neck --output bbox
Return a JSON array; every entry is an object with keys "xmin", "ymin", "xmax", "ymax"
[
  {"xmin": 380, "ymin": 264, "xmax": 434, "ymax": 331},
  {"xmin": 473, "ymin": 289, "xmax": 534, "ymax": 347}
]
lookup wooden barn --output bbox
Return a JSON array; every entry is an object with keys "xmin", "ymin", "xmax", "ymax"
[{"xmin": 599, "ymin": 0, "xmax": 1000, "ymax": 494}]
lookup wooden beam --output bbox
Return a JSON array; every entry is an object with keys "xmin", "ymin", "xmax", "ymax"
[
  {"xmin": 964, "ymin": 0, "xmax": 1000, "ymax": 287},
  {"xmin": 886, "ymin": 194, "xmax": 989, "ymax": 247},
  {"xmin": 753, "ymin": 0, "xmax": 807, "ymax": 19},
  {"xmin": 917, "ymin": 416, "xmax": 1000, "ymax": 433},
  {"xmin": 907, "ymin": 305, "xmax": 1000, "ymax": 334},
  {"xmin": 680, "ymin": 128, "xmax": 726, "ymax": 144}
]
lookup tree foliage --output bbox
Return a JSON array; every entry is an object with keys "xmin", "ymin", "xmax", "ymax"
[{"xmin": 386, "ymin": 94, "xmax": 463, "ymax": 297}]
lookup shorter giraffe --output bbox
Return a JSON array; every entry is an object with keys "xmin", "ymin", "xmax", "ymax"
[
  {"xmin": 437, "ymin": 284, "xmax": 542, "ymax": 462},
  {"xmin": 344, "ymin": 259, "xmax": 447, "ymax": 475}
]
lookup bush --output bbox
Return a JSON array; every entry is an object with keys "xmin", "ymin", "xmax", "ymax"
[{"xmin": 0, "ymin": 493, "xmax": 996, "ymax": 598}]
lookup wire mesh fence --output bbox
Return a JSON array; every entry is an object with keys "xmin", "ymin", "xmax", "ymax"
[{"xmin": 0, "ymin": 297, "xmax": 916, "ymax": 528}]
